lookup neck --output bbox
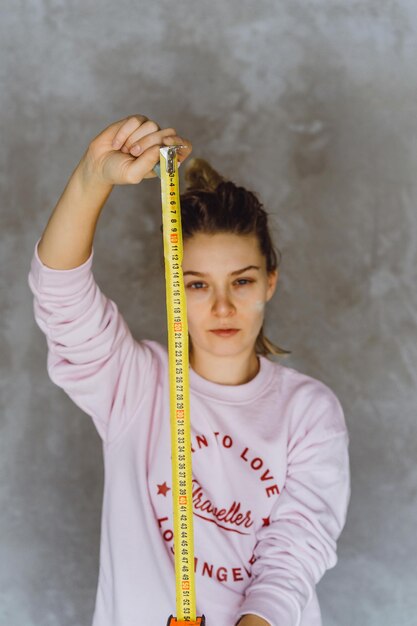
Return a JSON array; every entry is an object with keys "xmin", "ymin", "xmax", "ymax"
[{"xmin": 189, "ymin": 348, "xmax": 260, "ymax": 385}]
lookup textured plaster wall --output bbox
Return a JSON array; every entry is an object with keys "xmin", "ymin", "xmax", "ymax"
[{"xmin": 1, "ymin": 1, "xmax": 417, "ymax": 625}]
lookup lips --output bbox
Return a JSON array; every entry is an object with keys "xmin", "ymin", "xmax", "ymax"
[{"xmin": 209, "ymin": 329, "xmax": 240, "ymax": 337}]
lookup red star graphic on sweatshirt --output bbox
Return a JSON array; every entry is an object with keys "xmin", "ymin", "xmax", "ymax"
[
  {"xmin": 262, "ymin": 516, "xmax": 270, "ymax": 527},
  {"xmin": 157, "ymin": 482, "xmax": 171, "ymax": 497}
]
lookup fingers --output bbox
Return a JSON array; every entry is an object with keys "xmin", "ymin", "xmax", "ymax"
[
  {"xmin": 105, "ymin": 114, "xmax": 192, "ymax": 184},
  {"xmin": 125, "ymin": 135, "xmax": 193, "ymax": 183},
  {"xmin": 127, "ymin": 128, "xmax": 180, "ymax": 157},
  {"xmin": 110, "ymin": 115, "xmax": 179, "ymax": 159},
  {"xmin": 109, "ymin": 115, "xmax": 191, "ymax": 162},
  {"xmin": 111, "ymin": 115, "xmax": 154, "ymax": 150},
  {"xmin": 121, "ymin": 121, "xmax": 176, "ymax": 154},
  {"xmin": 124, "ymin": 144, "xmax": 164, "ymax": 183}
]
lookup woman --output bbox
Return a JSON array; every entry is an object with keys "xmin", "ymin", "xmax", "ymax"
[{"xmin": 28, "ymin": 114, "xmax": 350, "ymax": 626}]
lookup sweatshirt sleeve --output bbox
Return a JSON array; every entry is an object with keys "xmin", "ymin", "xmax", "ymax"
[
  {"xmin": 27, "ymin": 238, "xmax": 155, "ymax": 444},
  {"xmin": 235, "ymin": 381, "xmax": 350, "ymax": 626}
]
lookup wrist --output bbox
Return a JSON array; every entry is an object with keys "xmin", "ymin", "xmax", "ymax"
[{"xmin": 78, "ymin": 149, "xmax": 114, "ymax": 194}]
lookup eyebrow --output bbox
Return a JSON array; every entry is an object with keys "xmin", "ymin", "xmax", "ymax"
[{"xmin": 183, "ymin": 265, "xmax": 261, "ymax": 277}]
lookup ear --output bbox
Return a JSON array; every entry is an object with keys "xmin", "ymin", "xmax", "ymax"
[{"xmin": 266, "ymin": 269, "xmax": 279, "ymax": 302}]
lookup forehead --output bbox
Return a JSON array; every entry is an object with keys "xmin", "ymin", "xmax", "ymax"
[{"xmin": 182, "ymin": 232, "xmax": 265, "ymax": 271}]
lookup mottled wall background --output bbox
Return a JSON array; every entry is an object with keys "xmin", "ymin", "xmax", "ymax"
[{"xmin": 1, "ymin": 1, "xmax": 416, "ymax": 624}]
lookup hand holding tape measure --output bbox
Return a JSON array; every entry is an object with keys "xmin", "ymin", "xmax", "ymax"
[{"xmin": 82, "ymin": 114, "xmax": 192, "ymax": 186}]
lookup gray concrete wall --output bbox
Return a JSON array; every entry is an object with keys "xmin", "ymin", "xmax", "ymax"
[{"xmin": 1, "ymin": 1, "xmax": 416, "ymax": 624}]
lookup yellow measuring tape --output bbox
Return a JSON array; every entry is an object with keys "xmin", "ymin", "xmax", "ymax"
[{"xmin": 155, "ymin": 147, "xmax": 205, "ymax": 626}]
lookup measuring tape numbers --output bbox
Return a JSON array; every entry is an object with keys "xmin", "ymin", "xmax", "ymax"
[{"xmin": 155, "ymin": 147, "xmax": 206, "ymax": 626}]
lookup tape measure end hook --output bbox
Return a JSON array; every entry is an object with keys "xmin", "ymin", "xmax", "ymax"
[{"xmin": 153, "ymin": 144, "xmax": 187, "ymax": 178}]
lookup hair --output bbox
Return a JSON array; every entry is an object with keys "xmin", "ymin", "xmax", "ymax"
[{"xmin": 179, "ymin": 157, "xmax": 291, "ymax": 358}]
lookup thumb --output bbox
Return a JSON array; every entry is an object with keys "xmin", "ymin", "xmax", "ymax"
[{"xmin": 124, "ymin": 144, "xmax": 162, "ymax": 183}]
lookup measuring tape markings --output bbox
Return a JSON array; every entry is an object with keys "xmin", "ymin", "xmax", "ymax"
[{"xmin": 157, "ymin": 147, "xmax": 204, "ymax": 625}]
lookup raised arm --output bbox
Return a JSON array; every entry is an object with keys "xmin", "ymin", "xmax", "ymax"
[
  {"xmin": 29, "ymin": 115, "xmax": 192, "ymax": 442},
  {"xmin": 37, "ymin": 114, "xmax": 191, "ymax": 269}
]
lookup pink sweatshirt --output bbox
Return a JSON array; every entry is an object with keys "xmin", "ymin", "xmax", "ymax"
[{"xmin": 28, "ymin": 238, "xmax": 350, "ymax": 626}]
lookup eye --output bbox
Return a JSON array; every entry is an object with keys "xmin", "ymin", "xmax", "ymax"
[
  {"xmin": 186, "ymin": 281, "xmax": 207, "ymax": 290},
  {"xmin": 234, "ymin": 278, "xmax": 255, "ymax": 286}
]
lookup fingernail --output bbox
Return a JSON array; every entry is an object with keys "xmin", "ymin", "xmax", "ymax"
[
  {"xmin": 112, "ymin": 139, "xmax": 122, "ymax": 149},
  {"xmin": 130, "ymin": 145, "xmax": 141, "ymax": 156}
]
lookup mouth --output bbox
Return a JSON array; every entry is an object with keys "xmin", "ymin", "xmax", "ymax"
[{"xmin": 209, "ymin": 329, "xmax": 240, "ymax": 337}]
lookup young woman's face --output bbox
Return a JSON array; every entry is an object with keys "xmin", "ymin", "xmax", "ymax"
[{"xmin": 182, "ymin": 232, "xmax": 278, "ymax": 361}]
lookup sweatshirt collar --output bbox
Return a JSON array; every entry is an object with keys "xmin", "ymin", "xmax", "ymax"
[{"xmin": 189, "ymin": 355, "xmax": 276, "ymax": 404}]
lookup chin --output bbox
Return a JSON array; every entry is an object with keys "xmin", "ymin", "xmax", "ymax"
[{"xmin": 205, "ymin": 339, "xmax": 254, "ymax": 359}]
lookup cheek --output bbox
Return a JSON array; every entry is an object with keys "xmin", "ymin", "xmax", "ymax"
[
  {"xmin": 185, "ymin": 297, "xmax": 206, "ymax": 331},
  {"xmin": 234, "ymin": 288, "xmax": 266, "ymax": 314},
  {"xmin": 185, "ymin": 290, "xmax": 210, "ymax": 305},
  {"xmin": 249, "ymin": 300, "xmax": 266, "ymax": 330},
  {"xmin": 252, "ymin": 300, "xmax": 266, "ymax": 313}
]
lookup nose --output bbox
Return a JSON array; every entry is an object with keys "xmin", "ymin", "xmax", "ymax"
[{"xmin": 211, "ymin": 289, "xmax": 236, "ymax": 317}]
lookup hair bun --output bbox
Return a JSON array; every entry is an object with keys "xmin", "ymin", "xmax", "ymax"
[{"xmin": 183, "ymin": 157, "xmax": 224, "ymax": 192}]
